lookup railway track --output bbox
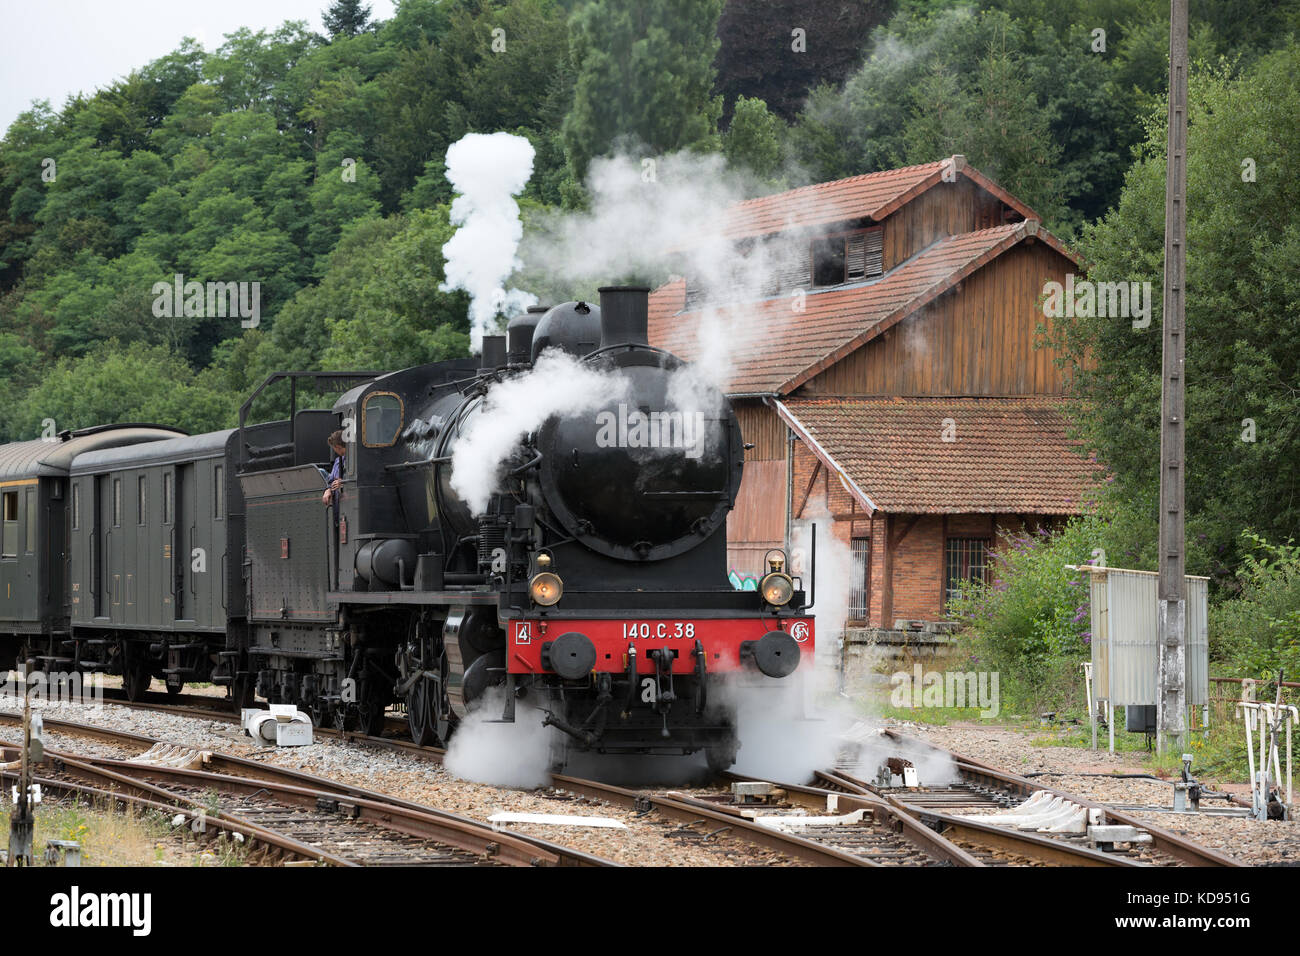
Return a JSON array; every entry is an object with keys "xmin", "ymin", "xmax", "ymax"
[
  {"xmin": 838, "ymin": 729, "xmax": 1245, "ymax": 867},
  {"xmin": 0, "ymin": 713, "xmax": 612, "ymax": 867},
  {"xmin": 0, "ymin": 692, "xmax": 1244, "ymax": 867}
]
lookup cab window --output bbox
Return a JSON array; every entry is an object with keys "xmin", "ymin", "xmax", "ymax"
[{"xmin": 362, "ymin": 392, "xmax": 403, "ymax": 448}]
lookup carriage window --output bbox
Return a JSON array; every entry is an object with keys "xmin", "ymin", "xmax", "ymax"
[
  {"xmin": 137, "ymin": 476, "xmax": 147, "ymax": 525},
  {"xmin": 72, "ymin": 483, "xmax": 81, "ymax": 531},
  {"xmin": 2, "ymin": 492, "xmax": 17, "ymax": 557},
  {"xmin": 163, "ymin": 473, "xmax": 173, "ymax": 524},
  {"xmin": 214, "ymin": 465, "xmax": 224, "ymax": 519},
  {"xmin": 112, "ymin": 479, "xmax": 121, "ymax": 527},
  {"xmin": 25, "ymin": 489, "xmax": 36, "ymax": 553},
  {"xmin": 362, "ymin": 392, "xmax": 404, "ymax": 447}
]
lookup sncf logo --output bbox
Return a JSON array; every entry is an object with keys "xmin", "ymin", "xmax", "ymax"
[
  {"xmin": 515, "ymin": 622, "xmax": 531, "ymax": 645},
  {"xmin": 790, "ymin": 621, "xmax": 810, "ymax": 643}
]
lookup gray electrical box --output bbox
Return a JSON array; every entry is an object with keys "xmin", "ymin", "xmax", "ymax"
[{"xmin": 1085, "ymin": 566, "xmax": 1209, "ymax": 708}]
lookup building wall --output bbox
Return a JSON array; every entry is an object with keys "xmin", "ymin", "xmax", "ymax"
[
  {"xmin": 728, "ymin": 400, "xmax": 788, "ymax": 580},
  {"xmin": 877, "ymin": 511, "xmax": 1053, "ymax": 624},
  {"xmin": 722, "ymin": 206, "xmax": 1077, "ymax": 616},
  {"xmin": 882, "ymin": 177, "xmax": 1011, "ymax": 270},
  {"xmin": 802, "ymin": 242, "xmax": 1072, "ymax": 397}
]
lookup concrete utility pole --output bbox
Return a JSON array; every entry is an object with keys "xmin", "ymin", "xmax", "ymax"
[{"xmin": 1156, "ymin": 0, "xmax": 1189, "ymax": 754}]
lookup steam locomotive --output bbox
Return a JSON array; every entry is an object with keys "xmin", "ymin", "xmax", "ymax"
[{"xmin": 0, "ymin": 286, "xmax": 814, "ymax": 768}]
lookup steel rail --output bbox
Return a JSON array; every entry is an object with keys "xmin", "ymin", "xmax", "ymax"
[
  {"xmin": 546, "ymin": 771, "xmax": 876, "ymax": 866},
  {"xmin": 719, "ymin": 771, "xmax": 985, "ymax": 867},
  {"xmin": 13, "ymin": 747, "xmax": 534, "ymax": 866},
  {"xmin": 0, "ymin": 714, "xmax": 614, "ymax": 867},
  {"xmin": 3, "ymin": 753, "xmax": 356, "ymax": 865},
  {"xmin": 731, "ymin": 769, "xmax": 1138, "ymax": 866},
  {"xmin": 879, "ymin": 729, "xmax": 1245, "ymax": 867},
  {"xmin": 0, "ymin": 768, "xmax": 326, "ymax": 865}
]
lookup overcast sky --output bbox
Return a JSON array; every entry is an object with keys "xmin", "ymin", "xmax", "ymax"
[{"xmin": 0, "ymin": 0, "xmax": 399, "ymax": 133}]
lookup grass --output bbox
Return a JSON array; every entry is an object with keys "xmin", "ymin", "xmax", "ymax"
[
  {"xmin": 875, "ymin": 704, "xmax": 992, "ymax": 725},
  {"xmin": 851, "ymin": 668, "xmax": 1291, "ymax": 790},
  {"xmin": 2, "ymin": 796, "xmax": 249, "ymax": 866}
]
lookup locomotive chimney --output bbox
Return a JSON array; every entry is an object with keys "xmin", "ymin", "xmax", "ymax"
[
  {"xmin": 598, "ymin": 286, "xmax": 650, "ymax": 348},
  {"xmin": 479, "ymin": 334, "xmax": 507, "ymax": 371},
  {"xmin": 507, "ymin": 305, "xmax": 548, "ymax": 364}
]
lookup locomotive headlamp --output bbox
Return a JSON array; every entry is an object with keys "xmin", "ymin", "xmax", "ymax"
[
  {"xmin": 760, "ymin": 549, "xmax": 793, "ymax": 606},
  {"xmin": 760, "ymin": 570, "xmax": 794, "ymax": 607},
  {"xmin": 529, "ymin": 571, "xmax": 563, "ymax": 606}
]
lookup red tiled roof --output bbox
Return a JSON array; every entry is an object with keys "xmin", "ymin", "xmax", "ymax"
[
  {"xmin": 650, "ymin": 220, "xmax": 1077, "ymax": 395},
  {"xmin": 776, "ymin": 396, "xmax": 1101, "ymax": 515},
  {"xmin": 716, "ymin": 156, "xmax": 1039, "ymax": 240}
]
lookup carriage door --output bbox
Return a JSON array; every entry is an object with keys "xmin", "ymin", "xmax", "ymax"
[
  {"xmin": 95, "ymin": 475, "xmax": 119, "ymax": 620},
  {"xmin": 91, "ymin": 478, "xmax": 104, "ymax": 618},
  {"xmin": 174, "ymin": 464, "xmax": 196, "ymax": 621}
]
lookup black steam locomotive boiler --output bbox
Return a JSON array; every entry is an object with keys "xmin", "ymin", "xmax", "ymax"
[{"xmin": 241, "ymin": 285, "xmax": 815, "ymax": 767}]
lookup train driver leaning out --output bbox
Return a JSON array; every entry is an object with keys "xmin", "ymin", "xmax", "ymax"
[{"xmin": 322, "ymin": 430, "xmax": 346, "ymax": 507}]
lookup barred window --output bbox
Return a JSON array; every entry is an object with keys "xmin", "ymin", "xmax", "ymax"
[
  {"xmin": 945, "ymin": 537, "xmax": 990, "ymax": 603},
  {"xmin": 849, "ymin": 536, "xmax": 871, "ymax": 621}
]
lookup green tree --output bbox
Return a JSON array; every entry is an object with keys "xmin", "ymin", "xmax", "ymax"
[
  {"xmin": 563, "ymin": 0, "xmax": 724, "ymax": 180},
  {"xmin": 9, "ymin": 341, "xmax": 236, "ymax": 440},
  {"xmin": 1061, "ymin": 42, "xmax": 1300, "ymax": 573},
  {"xmin": 898, "ymin": 29, "xmax": 1066, "ymax": 225},
  {"xmin": 789, "ymin": 4, "xmax": 1186, "ymax": 229},
  {"xmin": 322, "ymin": 0, "xmax": 374, "ymax": 38},
  {"xmin": 305, "ymin": 130, "xmax": 382, "ymax": 270},
  {"xmin": 321, "ymin": 206, "xmax": 470, "ymax": 369},
  {"xmin": 722, "ymin": 96, "xmax": 787, "ymax": 188}
]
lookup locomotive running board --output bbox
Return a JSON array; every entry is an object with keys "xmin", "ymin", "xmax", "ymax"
[{"xmin": 326, "ymin": 590, "xmax": 497, "ymax": 605}]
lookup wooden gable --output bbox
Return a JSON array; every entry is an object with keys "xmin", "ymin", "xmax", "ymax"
[{"xmin": 800, "ymin": 241, "xmax": 1073, "ymax": 397}]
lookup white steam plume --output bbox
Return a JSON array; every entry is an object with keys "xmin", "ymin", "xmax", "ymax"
[
  {"xmin": 440, "ymin": 132, "xmax": 538, "ymax": 352},
  {"xmin": 717, "ymin": 494, "xmax": 858, "ymax": 784},
  {"xmin": 444, "ymin": 687, "xmax": 557, "ymax": 789},
  {"xmin": 722, "ymin": 676, "xmax": 847, "ymax": 782},
  {"xmin": 793, "ymin": 492, "xmax": 854, "ymax": 689},
  {"xmin": 519, "ymin": 151, "xmax": 822, "ymax": 399},
  {"xmin": 449, "ymin": 349, "xmax": 631, "ymax": 515}
]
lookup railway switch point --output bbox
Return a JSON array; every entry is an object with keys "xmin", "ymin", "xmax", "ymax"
[
  {"xmin": 731, "ymin": 781, "xmax": 782, "ymax": 805},
  {"xmin": 1087, "ymin": 825, "xmax": 1152, "ymax": 852}
]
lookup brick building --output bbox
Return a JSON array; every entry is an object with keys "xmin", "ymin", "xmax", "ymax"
[{"xmin": 649, "ymin": 156, "xmax": 1100, "ymax": 626}]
